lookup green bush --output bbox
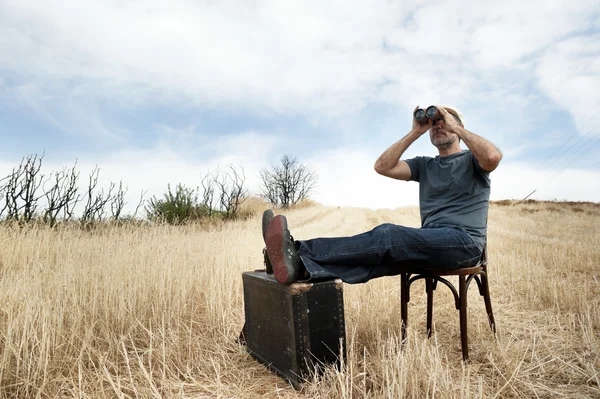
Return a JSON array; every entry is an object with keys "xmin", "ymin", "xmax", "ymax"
[{"xmin": 146, "ymin": 184, "xmax": 211, "ymax": 225}]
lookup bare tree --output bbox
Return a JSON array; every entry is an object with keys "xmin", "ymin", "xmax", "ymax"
[
  {"xmin": 81, "ymin": 166, "xmax": 115, "ymax": 225},
  {"xmin": 43, "ymin": 162, "xmax": 81, "ymax": 227},
  {"xmin": 214, "ymin": 165, "xmax": 248, "ymax": 219},
  {"xmin": 259, "ymin": 155, "xmax": 317, "ymax": 209}
]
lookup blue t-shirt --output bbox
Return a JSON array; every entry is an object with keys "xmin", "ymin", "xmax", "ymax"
[{"xmin": 405, "ymin": 150, "xmax": 490, "ymax": 250}]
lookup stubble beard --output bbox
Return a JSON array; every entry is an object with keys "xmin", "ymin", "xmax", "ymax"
[{"xmin": 432, "ymin": 132, "xmax": 457, "ymax": 150}]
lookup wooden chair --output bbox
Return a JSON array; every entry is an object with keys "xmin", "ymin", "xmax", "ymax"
[{"xmin": 400, "ymin": 246, "xmax": 496, "ymax": 361}]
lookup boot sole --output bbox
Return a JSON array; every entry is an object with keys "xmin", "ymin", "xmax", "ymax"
[
  {"xmin": 262, "ymin": 210, "xmax": 275, "ymax": 273},
  {"xmin": 262, "ymin": 209, "xmax": 274, "ymax": 242},
  {"xmin": 265, "ymin": 215, "xmax": 296, "ymax": 284}
]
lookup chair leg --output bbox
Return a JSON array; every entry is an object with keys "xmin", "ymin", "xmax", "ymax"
[
  {"xmin": 481, "ymin": 273, "xmax": 497, "ymax": 335},
  {"xmin": 401, "ymin": 273, "xmax": 409, "ymax": 343},
  {"xmin": 426, "ymin": 278, "xmax": 434, "ymax": 338},
  {"xmin": 459, "ymin": 275, "xmax": 469, "ymax": 361}
]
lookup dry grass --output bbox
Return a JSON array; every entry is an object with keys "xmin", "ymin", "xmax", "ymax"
[{"xmin": 0, "ymin": 201, "xmax": 598, "ymax": 398}]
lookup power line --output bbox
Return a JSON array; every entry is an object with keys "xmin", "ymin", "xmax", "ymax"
[
  {"xmin": 540, "ymin": 125, "xmax": 600, "ymax": 181},
  {"xmin": 543, "ymin": 133, "xmax": 600, "ymax": 181},
  {"xmin": 527, "ymin": 129, "xmax": 600, "ymax": 199},
  {"xmin": 520, "ymin": 108, "xmax": 600, "ymax": 201},
  {"xmin": 572, "ymin": 134, "xmax": 600, "ymax": 161},
  {"xmin": 540, "ymin": 119, "xmax": 600, "ymax": 177},
  {"xmin": 522, "ymin": 115, "xmax": 600, "ymax": 200},
  {"xmin": 536, "ymin": 109, "xmax": 600, "ymax": 171}
]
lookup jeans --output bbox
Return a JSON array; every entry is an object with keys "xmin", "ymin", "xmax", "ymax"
[{"xmin": 297, "ymin": 223, "xmax": 483, "ymax": 284}]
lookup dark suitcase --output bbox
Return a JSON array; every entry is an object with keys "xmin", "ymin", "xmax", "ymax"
[{"xmin": 241, "ymin": 271, "xmax": 346, "ymax": 389}]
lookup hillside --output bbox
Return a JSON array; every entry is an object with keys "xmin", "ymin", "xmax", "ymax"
[{"xmin": 0, "ymin": 201, "xmax": 598, "ymax": 398}]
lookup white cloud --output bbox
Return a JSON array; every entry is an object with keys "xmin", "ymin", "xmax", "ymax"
[
  {"xmin": 1, "ymin": 0, "xmax": 598, "ymax": 126},
  {"xmin": 535, "ymin": 34, "xmax": 600, "ymax": 133}
]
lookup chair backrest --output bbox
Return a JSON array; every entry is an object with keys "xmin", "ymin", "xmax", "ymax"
[{"xmin": 479, "ymin": 243, "xmax": 488, "ymax": 270}]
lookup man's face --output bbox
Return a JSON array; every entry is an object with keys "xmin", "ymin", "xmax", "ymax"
[{"xmin": 429, "ymin": 109, "xmax": 462, "ymax": 149}]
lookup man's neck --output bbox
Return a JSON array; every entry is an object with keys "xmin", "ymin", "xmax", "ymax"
[{"xmin": 437, "ymin": 145, "xmax": 462, "ymax": 157}]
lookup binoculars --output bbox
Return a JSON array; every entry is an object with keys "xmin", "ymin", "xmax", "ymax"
[{"xmin": 414, "ymin": 106, "xmax": 442, "ymax": 123}]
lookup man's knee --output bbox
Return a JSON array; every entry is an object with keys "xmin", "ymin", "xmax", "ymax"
[
  {"xmin": 371, "ymin": 223, "xmax": 419, "ymax": 245},
  {"xmin": 373, "ymin": 223, "xmax": 399, "ymax": 236}
]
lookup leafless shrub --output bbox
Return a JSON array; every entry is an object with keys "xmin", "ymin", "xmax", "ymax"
[
  {"xmin": 214, "ymin": 165, "xmax": 248, "ymax": 219},
  {"xmin": 81, "ymin": 166, "xmax": 115, "ymax": 226},
  {"xmin": 2, "ymin": 163, "xmax": 26, "ymax": 221},
  {"xmin": 0, "ymin": 175, "xmax": 8, "ymax": 220},
  {"xmin": 110, "ymin": 181, "xmax": 128, "ymax": 221},
  {"xmin": 0, "ymin": 154, "xmax": 46, "ymax": 222},
  {"xmin": 132, "ymin": 190, "xmax": 147, "ymax": 220},
  {"xmin": 43, "ymin": 162, "xmax": 81, "ymax": 227},
  {"xmin": 200, "ymin": 170, "xmax": 218, "ymax": 218},
  {"xmin": 19, "ymin": 154, "xmax": 46, "ymax": 222}
]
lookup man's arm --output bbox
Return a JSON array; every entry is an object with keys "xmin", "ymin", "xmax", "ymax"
[
  {"xmin": 456, "ymin": 127, "xmax": 502, "ymax": 172},
  {"xmin": 437, "ymin": 107, "xmax": 502, "ymax": 172},
  {"xmin": 374, "ymin": 106, "xmax": 432, "ymax": 180},
  {"xmin": 374, "ymin": 132, "xmax": 420, "ymax": 180}
]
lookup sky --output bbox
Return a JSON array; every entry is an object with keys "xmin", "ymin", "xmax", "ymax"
[{"xmin": 1, "ymin": 0, "xmax": 600, "ymax": 213}]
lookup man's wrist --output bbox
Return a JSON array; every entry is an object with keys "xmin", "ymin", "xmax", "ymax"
[
  {"xmin": 454, "ymin": 126, "xmax": 467, "ymax": 138},
  {"xmin": 408, "ymin": 129, "xmax": 421, "ymax": 139}
]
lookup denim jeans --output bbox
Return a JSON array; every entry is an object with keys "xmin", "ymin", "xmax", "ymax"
[{"xmin": 297, "ymin": 223, "xmax": 483, "ymax": 284}]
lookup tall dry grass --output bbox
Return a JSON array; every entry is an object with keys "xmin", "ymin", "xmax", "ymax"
[{"xmin": 0, "ymin": 201, "xmax": 598, "ymax": 398}]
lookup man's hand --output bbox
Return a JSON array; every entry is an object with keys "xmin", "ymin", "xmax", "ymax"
[
  {"xmin": 436, "ymin": 106, "xmax": 503, "ymax": 172},
  {"xmin": 373, "ymin": 106, "xmax": 429, "ymax": 179},
  {"xmin": 436, "ymin": 106, "xmax": 463, "ymax": 136},
  {"xmin": 411, "ymin": 105, "xmax": 433, "ymax": 136}
]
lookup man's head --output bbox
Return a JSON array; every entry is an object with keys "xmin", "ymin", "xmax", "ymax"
[{"xmin": 429, "ymin": 105, "xmax": 464, "ymax": 150}]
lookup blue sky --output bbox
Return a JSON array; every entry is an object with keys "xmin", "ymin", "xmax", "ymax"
[{"xmin": 1, "ymin": 0, "xmax": 599, "ymax": 211}]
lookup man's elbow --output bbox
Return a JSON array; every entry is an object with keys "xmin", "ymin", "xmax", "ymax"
[
  {"xmin": 374, "ymin": 162, "xmax": 385, "ymax": 175},
  {"xmin": 483, "ymin": 151, "xmax": 503, "ymax": 172},
  {"xmin": 374, "ymin": 163, "xmax": 393, "ymax": 177}
]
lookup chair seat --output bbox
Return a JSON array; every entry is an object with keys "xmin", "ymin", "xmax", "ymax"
[{"xmin": 403, "ymin": 265, "xmax": 483, "ymax": 276}]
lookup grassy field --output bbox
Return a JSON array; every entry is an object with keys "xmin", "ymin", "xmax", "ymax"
[{"xmin": 0, "ymin": 200, "xmax": 598, "ymax": 398}]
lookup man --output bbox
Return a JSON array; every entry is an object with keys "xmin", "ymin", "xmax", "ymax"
[{"xmin": 263, "ymin": 105, "xmax": 502, "ymax": 285}]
